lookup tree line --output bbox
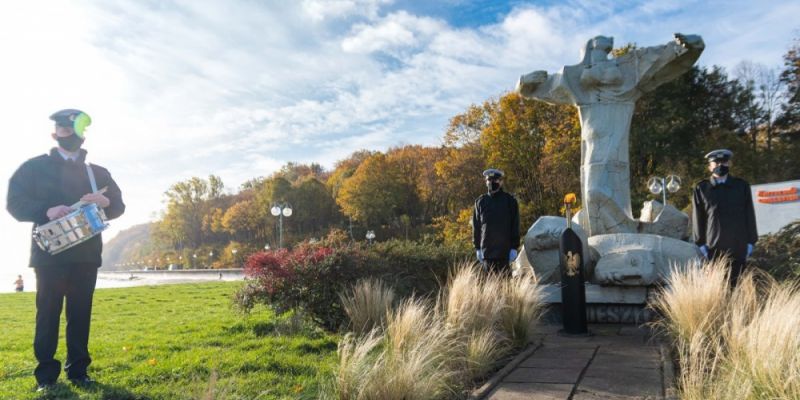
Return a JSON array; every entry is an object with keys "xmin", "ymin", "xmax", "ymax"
[{"xmin": 121, "ymin": 38, "xmax": 800, "ymax": 269}]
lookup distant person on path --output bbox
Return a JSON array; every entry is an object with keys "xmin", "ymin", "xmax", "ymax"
[
  {"xmin": 472, "ymin": 169, "xmax": 520, "ymax": 275},
  {"xmin": 692, "ymin": 149, "xmax": 758, "ymax": 287},
  {"xmin": 14, "ymin": 275, "xmax": 24, "ymax": 292},
  {"xmin": 6, "ymin": 109, "xmax": 125, "ymax": 392}
]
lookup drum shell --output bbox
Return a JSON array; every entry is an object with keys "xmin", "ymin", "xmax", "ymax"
[{"xmin": 33, "ymin": 204, "xmax": 108, "ymax": 255}]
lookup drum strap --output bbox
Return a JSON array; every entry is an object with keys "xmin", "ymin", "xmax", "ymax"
[{"xmin": 86, "ymin": 164, "xmax": 99, "ymax": 193}]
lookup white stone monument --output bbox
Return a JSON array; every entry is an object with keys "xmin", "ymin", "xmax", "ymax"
[{"xmin": 515, "ymin": 34, "xmax": 706, "ymax": 311}]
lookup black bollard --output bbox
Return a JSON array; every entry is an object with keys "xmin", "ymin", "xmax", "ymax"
[{"xmin": 559, "ymin": 194, "xmax": 589, "ymax": 336}]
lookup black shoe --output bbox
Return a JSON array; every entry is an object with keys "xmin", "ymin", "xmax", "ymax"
[
  {"xmin": 69, "ymin": 375, "xmax": 96, "ymax": 387},
  {"xmin": 36, "ymin": 382, "xmax": 55, "ymax": 392}
]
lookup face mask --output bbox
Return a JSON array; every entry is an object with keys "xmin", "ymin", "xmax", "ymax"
[
  {"xmin": 57, "ymin": 133, "xmax": 84, "ymax": 152},
  {"xmin": 712, "ymin": 165, "xmax": 729, "ymax": 177},
  {"xmin": 486, "ymin": 181, "xmax": 500, "ymax": 192}
]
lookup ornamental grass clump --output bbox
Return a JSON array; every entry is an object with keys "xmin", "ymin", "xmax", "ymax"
[
  {"xmin": 500, "ymin": 272, "xmax": 545, "ymax": 348},
  {"xmin": 332, "ymin": 330, "xmax": 384, "ymax": 400},
  {"xmin": 329, "ymin": 262, "xmax": 544, "ymax": 399},
  {"xmin": 651, "ymin": 257, "xmax": 730, "ymax": 344},
  {"xmin": 442, "ymin": 264, "xmax": 507, "ymax": 338},
  {"xmin": 653, "ymin": 256, "xmax": 800, "ymax": 399},
  {"xmin": 365, "ymin": 299, "xmax": 459, "ymax": 400},
  {"xmin": 340, "ymin": 278, "xmax": 395, "ymax": 335},
  {"xmin": 460, "ymin": 328, "xmax": 509, "ymax": 383},
  {"xmin": 721, "ymin": 279, "xmax": 800, "ymax": 399},
  {"xmin": 330, "ymin": 300, "xmax": 458, "ymax": 400}
]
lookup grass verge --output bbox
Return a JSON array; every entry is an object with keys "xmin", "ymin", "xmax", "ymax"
[{"xmin": 0, "ymin": 282, "xmax": 338, "ymax": 399}]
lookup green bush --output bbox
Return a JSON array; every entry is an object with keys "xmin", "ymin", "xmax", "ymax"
[
  {"xmin": 365, "ymin": 239, "xmax": 471, "ymax": 296},
  {"xmin": 234, "ymin": 239, "xmax": 471, "ymax": 331},
  {"xmin": 750, "ymin": 220, "xmax": 800, "ymax": 280}
]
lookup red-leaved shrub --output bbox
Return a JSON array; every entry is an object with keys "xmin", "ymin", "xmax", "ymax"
[{"xmin": 235, "ymin": 239, "xmax": 469, "ymax": 331}]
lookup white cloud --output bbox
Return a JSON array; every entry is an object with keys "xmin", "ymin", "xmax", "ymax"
[
  {"xmin": 0, "ymin": 0, "xmax": 797, "ymax": 273},
  {"xmin": 302, "ymin": 0, "xmax": 393, "ymax": 21},
  {"xmin": 342, "ymin": 11, "xmax": 445, "ymax": 54}
]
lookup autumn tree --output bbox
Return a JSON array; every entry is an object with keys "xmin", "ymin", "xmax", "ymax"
[
  {"xmin": 480, "ymin": 93, "xmax": 580, "ymax": 221},
  {"xmin": 326, "ymin": 150, "xmax": 376, "ymax": 199},
  {"xmin": 286, "ymin": 177, "xmax": 341, "ymax": 235},
  {"xmin": 336, "ymin": 153, "xmax": 416, "ymax": 227},
  {"xmin": 385, "ymin": 145, "xmax": 448, "ymax": 223},
  {"xmin": 273, "ymin": 162, "xmax": 327, "ymax": 184},
  {"xmin": 222, "ymin": 200, "xmax": 262, "ymax": 242},
  {"xmin": 155, "ymin": 175, "xmax": 225, "ymax": 249},
  {"xmin": 436, "ymin": 103, "xmax": 491, "ymax": 213}
]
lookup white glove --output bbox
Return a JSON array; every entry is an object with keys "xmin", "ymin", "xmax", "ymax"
[
  {"xmin": 747, "ymin": 243, "xmax": 754, "ymax": 258},
  {"xmin": 699, "ymin": 245, "xmax": 709, "ymax": 259},
  {"xmin": 476, "ymin": 249, "xmax": 484, "ymax": 262},
  {"xmin": 509, "ymin": 249, "xmax": 518, "ymax": 262}
]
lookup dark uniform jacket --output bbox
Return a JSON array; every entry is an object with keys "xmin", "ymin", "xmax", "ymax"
[
  {"xmin": 6, "ymin": 148, "xmax": 125, "ymax": 268},
  {"xmin": 472, "ymin": 189, "xmax": 520, "ymax": 260},
  {"xmin": 691, "ymin": 176, "xmax": 757, "ymax": 256}
]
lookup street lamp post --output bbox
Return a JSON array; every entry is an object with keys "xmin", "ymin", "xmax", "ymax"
[
  {"xmin": 365, "ymin": 230, "xmax": 376, "ymax": 245},
  {"xmin": 270, "ymin": 203, "xmax": 293, "ymax": 249},
  {"xmin": 232, "ymin": 248, "xmax": 238, "ymax": 268},
  {"xmin": 647, "ymin": 175, "xmax": 682, "ymax": 206}
]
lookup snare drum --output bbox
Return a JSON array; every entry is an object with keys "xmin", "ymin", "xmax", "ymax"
[{"xmin": 33, "ymin": 203, "xmax": 109, "ymax": 255}]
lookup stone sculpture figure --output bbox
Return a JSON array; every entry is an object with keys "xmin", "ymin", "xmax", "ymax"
[{"xmin": 517, "ymin": 34, "xmax": 704, "ymax": 237}]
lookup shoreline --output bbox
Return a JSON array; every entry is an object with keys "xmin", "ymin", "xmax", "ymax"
[{"xmin": 1, "ymin": 269, "xmax": 245, "ymax": 294}]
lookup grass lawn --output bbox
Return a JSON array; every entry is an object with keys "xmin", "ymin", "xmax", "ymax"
[{"xmin": 0, "ymin": 282, "xmax": 339, "ymax": 399}]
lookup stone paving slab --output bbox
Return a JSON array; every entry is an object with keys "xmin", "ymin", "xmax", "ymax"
[
  {"xmin": 595, "ymin": 345, "xmax": 660, "ymax": 358},
  {"xmin": 585, "ymin": 334, "xmax": 655, "ymax": 347},
  {"xmin": 571, "ymin": 389, "xmax": 659, "ymax": 400},
  {"xmin": 520, "ymin": 357, "xmax": 591, "ymax": 369},
  {"xmin": 504, "ymin": 367, "xmax": 585, "ymax": 384},
  {"xmin": 483, "ymin": 323, "xmax": 666, "ymax": 400},
  {"xmin": 529, "ymin": 347, "xmax": 597, "ymax": 359},
  {"xmin": 618, "ymin": 325, "xmax": 652, "ymax": 337},
  {"xmin": 580, "ymin": 367, "xmax": 662, "ymax": 398},
  {"xmin": 487, "ymin": 383, "xmax": 574, "ymax": 400},
  {"xmin": 590, "ymin": 354, "xmax": 660, "ymax": 370}
]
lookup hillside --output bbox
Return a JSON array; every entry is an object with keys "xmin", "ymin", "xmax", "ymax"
[{"xmin": 101, "ymin": 223, "xmax": 152, "ymax": 270}]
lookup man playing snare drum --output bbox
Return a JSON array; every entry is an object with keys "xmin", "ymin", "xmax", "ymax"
[{"xmin": 6, "ymin": 109, "xmax": 125, "ymax": 392}]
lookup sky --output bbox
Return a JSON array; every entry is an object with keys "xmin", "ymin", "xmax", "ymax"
[{"xmin": 0, "ymin": 0, "xmax": 798, "ymax": 274}]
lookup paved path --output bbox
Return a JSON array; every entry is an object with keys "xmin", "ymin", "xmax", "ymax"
[{"xmin": 485, "ymin": 324, "xmax": 669, "ymax": 400}]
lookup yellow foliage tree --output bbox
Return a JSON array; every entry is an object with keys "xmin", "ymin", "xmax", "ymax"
[{"xmin": 336, "ymin": 153, "xmax": 415, "ymax": 227}]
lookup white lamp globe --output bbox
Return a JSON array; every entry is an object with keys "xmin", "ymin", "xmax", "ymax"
[
  {"xmin": 666, "ymin": 175, "xmax": 682, "ymax": 193},
  {"xmin": 647, "ymin": 177, "xmax": 663, "ymax": 195}
]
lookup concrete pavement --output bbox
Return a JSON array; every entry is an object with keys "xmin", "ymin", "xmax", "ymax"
[{"xmin": 482, "ymin": 324, "xmax": 671, "ymax": 400}]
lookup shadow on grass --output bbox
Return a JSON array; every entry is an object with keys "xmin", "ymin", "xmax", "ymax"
[{"xmin": 36, "ymin": 381, "xmax": 149, "ymax": 400}]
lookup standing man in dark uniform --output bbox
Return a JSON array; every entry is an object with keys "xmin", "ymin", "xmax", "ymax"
[
  {"xmin": 473, "ymin": 169, "xmax": 520, "ymax": 275},
  {"xmin": 6, "ymin": 109, "xmax": 125, "ymax": 392},
  {"xmin": 691, "ymin": 149, "xmax": 757, "ymax": 286}
]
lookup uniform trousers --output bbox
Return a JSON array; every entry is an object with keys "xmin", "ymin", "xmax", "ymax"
[
  {"xmin": 34, "ymin": 263, "xmax": 98, "ymax": 384},
  {"xmin": 483, "ymin": 258, "xmax": 511, "ymax": 276},
  {"xmin": 709, "ymin": 247, "xmax": 748, "ymax": 288}
]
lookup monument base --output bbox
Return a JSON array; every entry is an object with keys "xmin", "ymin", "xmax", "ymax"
[{"xmin": 540, "ymin": 283, "xmax": 658, "ymax": 324}]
